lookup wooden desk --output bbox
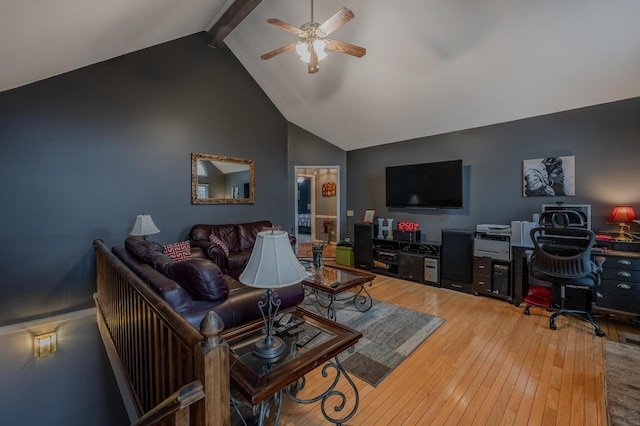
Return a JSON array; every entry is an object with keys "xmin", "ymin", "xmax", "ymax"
[
  {"xmin": 595, "ymin": 249, "xmax": 640, "ymax": 315},
  {"xmin": 512, "ymin": 242, "xmax": 640, "ymax": 318}
]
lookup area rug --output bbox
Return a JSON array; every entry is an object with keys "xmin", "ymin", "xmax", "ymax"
[
  {"xmin": 300, "ymin": 295, "xmax": 445, "ymax": 387},
  {"xmin": 605, "ymin": 339, "xmax": 640, "ymax": 426}
]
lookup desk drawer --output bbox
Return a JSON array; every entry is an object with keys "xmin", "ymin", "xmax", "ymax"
[
  {"xmin": 473, "ymin": 274, "xmax": 491, "ymax": 293},
  {"xmin": 602, "ymin": 255, "xmax": 640, "ymax": 271},
  {"xmin": 442, "ymin": 278, "xmax": 473, "ymax": 294},
  {"xmin": 601, "ymin": 268, "xmax": 640, "ymax": 282},
  {"xmin": 597, "ymin": 279, "xmax": 640, "ymax": 314},
  {"xmin": 473, "ymin": 257, "xmax": 492, "ymax": 275}
]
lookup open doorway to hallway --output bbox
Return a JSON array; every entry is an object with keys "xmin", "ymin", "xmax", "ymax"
[{"xmin": 295, "ymin": 166, "xmax": 339, "ymax": 258}]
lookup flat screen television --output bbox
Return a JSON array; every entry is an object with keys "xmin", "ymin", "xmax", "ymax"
[{"xmin": 385, "ymin": 159, "xmax": 463, "ymax": 209}]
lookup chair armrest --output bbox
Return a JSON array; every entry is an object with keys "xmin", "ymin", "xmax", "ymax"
[
  {"xmin": 594, "ymin": 256, "xmax": 606, "ymax": 270},
  {"xmin": 525, "ymin": 249, "xmax": 534, "ymax": 262},
  {"xmin": 594, "ymin": 256, "xmax": 606, "ymax": 287}
]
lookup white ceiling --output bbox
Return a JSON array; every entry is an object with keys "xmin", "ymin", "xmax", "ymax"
[{"xmin": 2, "ymin": 0, "xmax": 640, "ymax": 151}]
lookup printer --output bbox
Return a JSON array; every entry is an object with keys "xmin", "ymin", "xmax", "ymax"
[
  {"xmin": 476, "ymin": 224, "xmax": 510, "ymax": 233},
  {"xmin": 474, "ymin": 224, "xmax": 511, "ymax": 261}
]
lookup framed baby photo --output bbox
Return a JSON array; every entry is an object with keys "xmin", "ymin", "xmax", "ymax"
[{"xmin": 363, "ymin": 209, "xmax": 376, "ymax": 224}]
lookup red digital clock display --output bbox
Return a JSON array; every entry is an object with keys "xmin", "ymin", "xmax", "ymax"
[{"xmin": 397, "ymin": 221, "xmax": 419, "ymax": 231}]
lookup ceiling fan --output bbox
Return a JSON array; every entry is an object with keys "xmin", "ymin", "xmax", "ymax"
[{"xmin": 260, "ymin": 0, "xmax": 366, "ymax": 74}]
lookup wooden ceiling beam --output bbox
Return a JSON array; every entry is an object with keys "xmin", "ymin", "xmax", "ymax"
[{"xmin": 208, "ymin": 0, "xmax": 263, "ymax": 48}]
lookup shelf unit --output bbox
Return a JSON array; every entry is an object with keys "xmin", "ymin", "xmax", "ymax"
[{"xmin": 371, "ymin": 238, "xmax": 440, "ymax": 285}]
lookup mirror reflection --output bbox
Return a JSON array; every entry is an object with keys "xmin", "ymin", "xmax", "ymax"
[{"xmin": 191, "ymin": 153, "xmax": 255, "ymax": 204}]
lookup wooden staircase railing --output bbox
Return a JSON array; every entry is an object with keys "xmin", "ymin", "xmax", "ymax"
[
  {"xmin": 131, "ymin": 380, "xmax": 204, "ymax": 426},
  {"xmin": 93, "ymin": 239, "xmax": 230, "ymax": 425}
]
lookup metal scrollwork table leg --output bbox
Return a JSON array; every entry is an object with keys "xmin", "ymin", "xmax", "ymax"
[
  {"xmin": 285, "ymin": 354, "xmax": 359, "ymax": 425},
  {"xmin": 307, "ymin": 282, "xmax": 374, "ymax": 322}
]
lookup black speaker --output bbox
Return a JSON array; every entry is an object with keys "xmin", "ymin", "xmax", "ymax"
[
  {"xmin": 441, "ymin": 229, "xmax": 475, "ymax": 293},
  {"xmin": 354, "ymin": 223, "xmax": 376, "ymax": 270}
]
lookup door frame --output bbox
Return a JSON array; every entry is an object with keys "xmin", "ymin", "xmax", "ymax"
[
  {"xmin": 296, "ymin": 174, "xmax": 316, "ymax": 241},
  {"xmin": 294, "ymin": 165, "xmax": 340, "ymax": 251}
]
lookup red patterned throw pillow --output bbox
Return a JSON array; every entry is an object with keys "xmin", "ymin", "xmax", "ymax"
[
  {"xmin": 163, "ymin": 241, "xmax": 192, "ymax": 262},
  {"xmin": 208, "ymin": 233, "xmax": 230, "ymax": 257}
]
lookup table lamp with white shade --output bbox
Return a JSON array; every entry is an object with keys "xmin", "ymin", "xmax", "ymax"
[
  {"xmin": 239, "ymin": 229, "xmax": 307, "ymax": 359},
  {"xmin": 129, "ymin": 214, "xmax": 160, "ymax": 239}
]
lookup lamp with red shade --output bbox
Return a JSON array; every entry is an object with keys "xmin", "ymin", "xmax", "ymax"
[{"xmin": 608, "ymin": 206, "xmax": 638, "ymax": 242}]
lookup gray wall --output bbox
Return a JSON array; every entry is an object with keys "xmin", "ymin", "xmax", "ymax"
[
  {"xmin": 346, "ymin": 97, "xmax": 640, "ymax": 242},
  {"xmin": 0, "ymin": 32, "xmax": 290, "ymax": 326},
  {"xmin": 0, "ymin": 309, "xmax": 129, "ymax": 425}
]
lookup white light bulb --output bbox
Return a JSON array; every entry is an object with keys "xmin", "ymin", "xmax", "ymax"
[
  {"xmin": 296, "ymin": 42, "xmax": 311, "ymax": 63},
  {"xmin": 313, "ymin": 39, "xmax": 327, "ymax": 61}
]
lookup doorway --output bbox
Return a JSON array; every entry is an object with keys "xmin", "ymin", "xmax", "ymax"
[{"xmin": 295, "ymin": 166, "xmax": 339, "ymax": 257}]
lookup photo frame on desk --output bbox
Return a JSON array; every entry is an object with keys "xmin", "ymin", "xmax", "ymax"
[{"xmin": 363, "ymin": 209, "xmax": 376, "ymax": 224}]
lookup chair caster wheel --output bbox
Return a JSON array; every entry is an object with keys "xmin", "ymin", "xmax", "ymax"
[
  {"xmin": 524, "ymin": 307, "xmax": 530, "ymax": 315},
  {"xmin": 596, "ymin": 329, "xmax": 605, "ymax": 337},
  {"xmin": 550, "ymin": 322, "xmax": 557, "ymax": 330}
]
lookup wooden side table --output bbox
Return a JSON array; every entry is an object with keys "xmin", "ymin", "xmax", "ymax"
[{"xmin": 223, "ymin": 307, "xmax": 362, "ymax": 425}]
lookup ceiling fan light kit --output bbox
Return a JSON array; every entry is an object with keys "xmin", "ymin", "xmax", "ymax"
[
  {"xmin": 261, "ymin": 0, "xmax": 366, "ymax": 74},
  {"xmin": 296, "ymin": 38, "xmax": 327, "ymax": 63}
]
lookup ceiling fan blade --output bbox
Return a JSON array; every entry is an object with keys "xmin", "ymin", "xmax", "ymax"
[
  {"xmin": 308, "ymin": 49, "xmax": 319, "ymax": 74},
  {"xmin": 261, "ymin": 42, "xmax": 297, "ymax": 60},
  {"xmin": 325, "ymin": 39, "xmax": 366, "ymax": 58},
  {"xmin": 266, "ymin": 18, "xmax": 304, "ymax": 36},
  {"xmin": 318, "ymin": 7, "xmax": 355, "ymax": 36}
]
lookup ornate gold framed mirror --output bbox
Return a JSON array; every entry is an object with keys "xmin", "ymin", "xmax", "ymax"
[{"xmin": 191, "ymin": 153, "xmax": 255, "ymax": 204}]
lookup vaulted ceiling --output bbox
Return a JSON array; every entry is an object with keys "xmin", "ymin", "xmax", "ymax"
[{"xmin": 2, "ymin": 0, "xmax": 640, "ymax": 151}]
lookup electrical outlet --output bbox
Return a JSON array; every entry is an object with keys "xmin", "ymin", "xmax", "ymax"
[{"xmin": 347, "ymin": 210, "xmax": 354, "ymax": 217}]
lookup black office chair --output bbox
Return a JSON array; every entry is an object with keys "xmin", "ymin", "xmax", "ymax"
[{"xmin": 524, "ymin": 209, "xmax": 606, "ymax": 337}]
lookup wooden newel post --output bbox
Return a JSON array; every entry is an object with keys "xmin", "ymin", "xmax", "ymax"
[{"xmin": 195, "ymin": 311, "xmax": 230, "ymax": 426}]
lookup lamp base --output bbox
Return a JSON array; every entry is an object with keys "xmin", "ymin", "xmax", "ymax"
[
  {"xmin": 252, "ymin": 335, "xmax": 286, "ymax": 359},
  {"xmin": 617, "ymin": 225, "xmax": 633, "ymax": 242}
]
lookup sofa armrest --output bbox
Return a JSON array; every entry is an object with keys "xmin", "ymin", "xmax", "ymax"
[
  {"xmin": 191, "ymin": 246, "xmax": 204, "ymax": 258},
  {"xmin": 206, "ymin": 246, "xmax": 227, "ymax": 268},
  {"xmin": 191, "ymin": 240, "xmax": 227, "ymax": 271},
  {"xmin": 190, "ymin": 239, "xmax": 212, "ymax": 252}
]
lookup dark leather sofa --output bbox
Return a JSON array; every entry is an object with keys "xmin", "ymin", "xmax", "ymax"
[
  {"xmin": 113, "ymin": 236, "xmax": 304, "ymax": 329},
  {"xmin": 190, "ymin": 220, "xmax": 296, "ymax": 279}
]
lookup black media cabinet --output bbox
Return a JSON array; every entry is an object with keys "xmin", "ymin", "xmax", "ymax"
[{"xmin": 371, "ymin": 238, "xmax": 441, "ymax": 286}]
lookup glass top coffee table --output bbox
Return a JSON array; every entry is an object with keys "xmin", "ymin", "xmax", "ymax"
[
  {"xmin": 301, "ymin": 262, "xmax": 376, "ymax": 321},
  {"xmin": 223, "ymin": 307, "xmax": 362, "ymax": 425}
]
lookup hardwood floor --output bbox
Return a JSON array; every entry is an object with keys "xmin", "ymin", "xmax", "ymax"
[{"xmin": 276, "ymin": 268, "xmax": 640, "ymax": 425}]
